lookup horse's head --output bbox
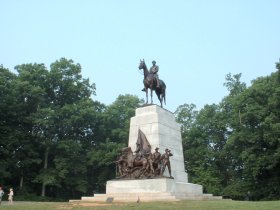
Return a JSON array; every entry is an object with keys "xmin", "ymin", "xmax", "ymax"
[
  {"xmin": 138, "ymin": 59, "xmax": 146, "ymax": 70},
  {"xmin": 122, "ymin": 147, "xmax": 132, "ymax": 155}
]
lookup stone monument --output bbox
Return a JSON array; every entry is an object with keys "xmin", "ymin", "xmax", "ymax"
[{"xmin": 77, "ymin": 105, "xmax": 222, "ymax": 202}]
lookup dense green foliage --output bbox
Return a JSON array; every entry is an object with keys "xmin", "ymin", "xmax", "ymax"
[
  {"xmin": 175, "ymin": 63, "xmax": 280, "ymax": 200},
  {"xmin": 0, "ymin": 59, "xmax": 279, "ymax": 201},
  {"xmin": 0, "ymin": 59, "xmax": 143, "ymax": 200}
]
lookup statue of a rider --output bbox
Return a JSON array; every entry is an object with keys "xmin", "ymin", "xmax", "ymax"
[
  {"xmin": 150, "ymin": 60, "xmax": 160, "ymax": 88},
  {"xmin": 142, "ymin": 60, "xmax": 160, "ymax": 91}
]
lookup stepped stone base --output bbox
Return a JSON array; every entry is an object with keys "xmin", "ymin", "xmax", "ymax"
[
  {"xmin": 70, "ymin": 192, "xmax": 222, "ymax": 203},
  {"xmin": 69, "ymin": 178, "xmax": 222, "ymax": 203}
]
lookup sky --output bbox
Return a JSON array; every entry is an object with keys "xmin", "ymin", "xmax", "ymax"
[{"xmin": 1, "ymin": 0, "xmax": 280, "ymax": 112}]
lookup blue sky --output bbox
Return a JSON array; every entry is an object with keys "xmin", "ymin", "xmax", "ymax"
[{"xmin": 1, "ymin": 0, "xmax": 279, "ymax": 112}]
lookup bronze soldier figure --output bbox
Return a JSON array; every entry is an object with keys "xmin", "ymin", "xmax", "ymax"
[
  {"xmin": 149, "ymin": 60, "xmax": 160, "ymax": 88},
  {"xmin": 161, "ymin": 148, "xmax": 174, "ymax": 178},
  {"xmin": 142, "ymin": 60, "xmax": 160, "ymax": 91},
  {"xmin": 152, "ymin": 147, "xmax": 161, "ymax": 176}
]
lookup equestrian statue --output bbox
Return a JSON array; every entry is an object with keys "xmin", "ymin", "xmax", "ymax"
[{"xmin": 138, "ymin": 59, "xmax": 166, "ymax": 107}]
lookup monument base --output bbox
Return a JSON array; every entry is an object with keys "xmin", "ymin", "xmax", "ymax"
[
  {"xmin": 106, "ymin": 178, "xmax": 202, "ymax": 194},
  {"xmin": 71, "ymin": 178, "xmax": 222, "ymax": 202}
]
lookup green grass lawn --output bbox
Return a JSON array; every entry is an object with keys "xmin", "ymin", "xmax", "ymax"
[{"xmin": 0, "ymin": 200, "xmax": 279, "ymax": 210}]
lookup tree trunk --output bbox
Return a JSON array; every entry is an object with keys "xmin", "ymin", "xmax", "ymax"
[
  {"xmin": 41, "ymin": 147, "xmax": 49, "ymax": 197},
  {"xmin": 20, "ymin": 175, "xmax": 23, "ymax": 190}
]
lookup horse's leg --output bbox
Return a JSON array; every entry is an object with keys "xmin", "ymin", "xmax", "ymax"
[
  {"xmin": 161, "ymin": 92, "xmax": 164, "ymax": 107},
  {"xmin": 150, "ymin": 89, "xmax": 153, "ymax": 104},
  {"xmin": 145, "ymin": 89, "xmax": 148, "ymax": 104},
  {"xmin": 159, "ymin": 88, "xmax": 166, "ymax": 107},
  {"xmin": 158, "ymin": 93, "xmax": 162, "ymax": 107},
  {"xmin": 163, "ymin": 89, "xmax": 166, "ymax": 105},
  {"xmin": 156, "ymin": 91, "xmax": 162, "ymax": 107}
]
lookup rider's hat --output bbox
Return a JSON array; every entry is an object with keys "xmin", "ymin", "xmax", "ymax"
[{"xmin": 155, "ymin": 147, "xmax": 159, "ymax": 150}]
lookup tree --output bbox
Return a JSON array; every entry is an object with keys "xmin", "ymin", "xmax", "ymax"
[
  {"xmin": 0, "ymin": 64, "xmax": 45, "ymax": 192},
  {"xmin": 103, "ymin": 94, "xmax": 144, "ymax": 144},
  {"xmin": 25, "ymin": 58, "xmax": 96, "ymax": 197},
  {"xmin": 175, "ymin": 103, "xmax": 198, "ymax": 133},
  {"xmin": 225, "ymin": 71, "xmax": 280, "ymax": 200},
  {"xmin": 0, "ymin": 66, "xmax": 18, "ymax": 180},
  {"xmin": 224, "ymin": 73, "xmax": 246, "ymax": 97}
]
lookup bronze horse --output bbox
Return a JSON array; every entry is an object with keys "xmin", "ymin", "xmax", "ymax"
[
  {"xmin": 138, "ymin": 59, "xmax": 166, "ymax": 107},
  {"xmin": 117, "ymin": 147, "xmax": 150, "ymax": 178}
]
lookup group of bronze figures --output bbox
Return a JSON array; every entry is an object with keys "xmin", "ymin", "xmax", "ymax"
[{"xmin": 115, "ymin": 130, "xmax": 173, "ymax": 179}]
